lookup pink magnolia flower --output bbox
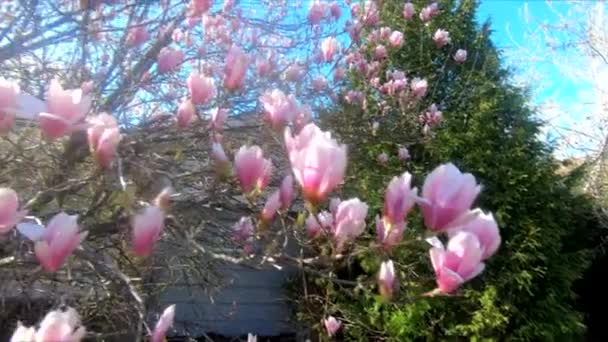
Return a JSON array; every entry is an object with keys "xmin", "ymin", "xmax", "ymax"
[
  {"xmin": 418, "ymin": 163, "xmax": 481, "ymax": 231},
  {"xmin": 449, "ymin": 211, "xmax": 500, "ymax": 260},
  {"xmin": 378, "ymin": 259, "xmax": 396, "ymax": 300},
  {"xmin": 313, "ymin": 76, "xmax": 327, "ymax": 91},
  {"xmin": 309, "ymin": 211, "xmax": 334, "ymax": 237},
  {"xmin": 454, "ymin": 49, "xmax": 468, "ymax": 63},
  {"xmin": 333, "ymin": 198, "xmax": 368, "ymax": 251},
  {"xmin": 151, "ymin": 305, "xmax": 176, "ymax": 342},
  {"xmin": 126, "ymin": 25, "xmax": 149, "ymax": 47},
  {"xmin": 324, "ymin": 316, "xmax": 341, "ymax": 337},
  {"xmin": 234, "ymin": 145, "xmax": 272, "ymax": 194},
  {"xmin": 389, "ymin": 31, "xmax": 404, "ymax": 48},
  {"xmin": 379, "ymin": 27, "xmax": 392, "ymax": 40},
  {"xmin": 329, "ymin": 197, "xmax": 341, "ymax": 215},
  {"xmin": 377, "ymin": 152, "xmax": 388, "ymax": 165},
  {"xmin": 361, "ymin": 1, "xmax": 379, "ymax": 26},
  {"xmin": 255, "ymin": 57, "xmax": 272, "ymax": 76},
  {"xmin": 30, "ymin": 212, "xmax": 87, "ymax": 272},
  {"xmin": 11, "ymin": 307, "xmax": 86, "ymax": 342},
  {"xmin": 344, "ymin": 90, "xmax": 364, "ymax": 104},
  {"xmin": 376, "ymin": 216, "xmax": 406, "ymax": 250},
  {"xmin": 260, "ymin": 89, "xmax": 299, "ymax": 130},
  {"xmin": 223, "ymin": 45, "xmax": 249, "ymax": 91},
  {"xmin": 190, "ymin": 0, "xmax": 212, "ymax": 15},
  {"xmin": 430, "ymin": 231, "xmax": 485, "ymax": 293},
  {"xmin": 279, "ymin": 175, "xmax": 294, "ymax": 210},
  {"xmin": 209, "ymin": 107, "xmax": 228, "ymax": 131},
  {"xmin": 321, "ymin": 36, "xmax": 339, "ymax": 62},
  {"xmin": 177, "ymin": 99, "xmax": 195, "ymax": 129},
  {"xmin": 233, "ymin": 216, "xmax": 254, "ymax": 241},
  {"xmin": 308, "ymin": 1, "xmax": 327, "ymax": 24},
  {"xmin": 87, "ymin": 113, "xmax": 121, "ymax": 169},
  {"xmin": 330, "ymin": 1, "xmax": 341, "ymax": 19},
  {"xmin": 132, "ymin": 206, "xmax": 165, "ymax": 256},
  {"xmin": 188, "ymin": 71, "xmax": 216, "ymax": 105},
  {"xmin": 420, "ymin": 2, "xmax": 439, "ymax": 22},
  {"xmin": 403, "ymin": 2, "xmax": 415, "ymax": 20},
  {"xmin": 425, "ymin": 103, "xmax": 443, "ymax": 126},
  {"xmin": 374, "ymin": 45, "xmax": 387, "ymax": 60},
  {"xmin": 0, "ymin": 188, "xmax": 27, "ymax": 234},
  {"xmin": 211, "ymin": 141, "xmax": 232, "ymax": 178},
  {"xmin": 433, "ymin": 29, "xmax": 451, "ymax": 48},
  {"xmin": 285, "ymin": 64, "xmax": 304, "ymax": 82},
  {"xmin": 284, "ymin": 123, "xmax": 347, "ymax": 203},
  {"xmin": 39, "ymin": 79, "xmax": 91, "ymax": 140},
  {"xmin": 410, "ymin": 77, "xmax": 428, "ymax": 98},
  {"xmin": 384, "ymin": 172, "xmax": 417, "ymax": 224},
  {"xmin": 333, "ymin": 67, "xmax": 345, "ymax": 81},
  {"xmin": 157, "ymin": 47, "xmax": 184, "ymax": 73},
  {"xmin": 398, "ymin": 147, "xmax": 410, "ymax": 161},
  {"xmin": 0, "ymin": 79, "xmax": 19, "ymax": 134},
  {"xmin": 261, "ymin": 191, "xmax": 281, "ymax": 222}
]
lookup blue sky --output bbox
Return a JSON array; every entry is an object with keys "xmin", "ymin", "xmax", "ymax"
[{"xmin": 476, "ymin": 1, "xmax": 607, "ymax": 157}]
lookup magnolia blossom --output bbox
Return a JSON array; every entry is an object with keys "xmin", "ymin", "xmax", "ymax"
[
  {"xmin": 329, "ymin": 197, "xmax": 341, "ymax": 215},
  {"xmin": 187, "ymin": 71, "xmax": 216, "ymax": 105},
  {"xmin": 285, "ymin": 123, "xmax": 347, "ymax": 203},
  {"xmin": 151, "ymin": 305, "xmax": 176, "ymax": 342},
  {"xmin": 177, "ymin": 99, "xmax": 195, "ymax": 129},
  {"xmin": 87, "ymin": 113, "xmax": 121, "ymax": 169},
  {"xmin": 379, "ymin": 27, "xmax": 391, "ymax": 40},
  {"xmin": 209, "ymin": 107, "xmax": 228, "ymax": 131},
  {"xmin": 384, "ymin": 172, "xmax": 417, "ymax": 224},
  {"xmin": 234, "ymin": 145, "xmax": 272, "ymax": 194},
  {"xmin": 293, "ymin": 105, "xmax": 312, "ymax": 132},
  {"xmin": 279, "ymin": 175, "xmax": 294, "ymax": 210},
  {"xmin": 132, "ymin": 206, "xmax": 165, "ymax": 256},
  {"xmin": 378, "ymin": 260, "xmax": 396, "ymax": 300},
  {"xmin": 211, "ymin": 141, "xmax": 232, "ymax": 178},
  {"xmin": 324, "ymin": 316, "xmax": 341, "ymax": 337},
  {"xmin": 306, "ymin": 212, "xmax": 334, "ymax": 238},
  {"xmin": 233, "ymin": 216, "xmax": 254, "ymax": 241},
  {"xmin": 255, "ymin": 57, "xmax": 272, "ymax": 76},
  {"xmin": 449, "ymin": 211, "xmax": 500, "ymax": 260},
  {"xmin": 403, "ymin": 2, "xmax": 415, "ymax": 20},
  {"xmin": 321, "ymin": 36, "xmax": 339, "ymax": 62},
  {"xmin": 418, "ymin": 163, "xmax": 481, "ymax": 231},
  {"xmin": 420, "ymin": 2, "xmax": 439, "ymax": 22},
  {"xmin": 190, "ymin": 0, "xmax": 212, "ymax": 15},
  {"xmin": 308, "ymin": 1, "xmax": 327, "ymax": 24},
  {"xmin": 285, "ymin": 64, "xmax": 304, "ymax": 81},
  {"xmin": 223, "ymin": 45, "xmax": 249, "ymax": 91},
  {"xmin": 398, "ymin": 147, "xmax": 410, "ymax": 161},
  {"xmin": 410, "ymin": 77, "xmax": 428, "ymax": 98},
  {"xmin": 430, "ymin": 231, "xmax": 485, "ymax": 293},
  {"xmin": 157, "ymin": 47, "xmax": 184, "ymax": 73},
  {"xmin": 0, "ymin": 79, "xmax": 19, "ymax": 134},
  {"xmin": 0, "ymin": 188, "xmax": 26, "ymax": 234},
  {"xmin": 433, "ymin": 29, "xmax": 451, "ymax": 48},
  {"xmin": 345, "ymin": 90, "xmax": 364, "ymax": 104},
  {"xmin": 260, "ymin": 89, "xmax": 299, "ymax": 130},
  {"xmin": 377, "ymin": 152, "xmax": 389, "ymax": 165},
  {"xmin": 374, "ymin": 45, "xmax": 388, "ymax": 60},
  {"xmin": 389, "ymin": 31, "xmax": 404, "ymax": 47},
  {"xmin": 126, "ymin": 25, "xmax": 149, "ymax": 47},
  {"xmin": 360, "ymin": 0, "xmax": 380, "ymax": 26},
  {"xmin": 454, "ymin": 49, "xmax": 468, "ymax": 63},
  {"xmin": 261, "ymin": 191, "xmax": 281, "ymax": 222},
  {"xmin": 28, "ymin": 213, "xmax": 87, "ymax": 272},
  {"xmin": 11, "ymin": 307, "xmax": 86, "ymax": 342},
  {"xmin": 313, "ymin": 76, "xmax": 328, "ymax": 91},
  {"xmin": 333, "ymin": 67, "xmax": 345, "ymax": 81},
  {"xmin": 330, "ymin": 1, "xmax": 341, "ymax": 19},
  {"xmin": 425, "ymin": 103, "xmax": 443, "ymax": 126},
  {"xmin": 39, "ymin": 79, "xmax": 91, "ymax": 140},
  {"xmin": 333, "ymin": 198, "xmax": 368, "ymax": 251},
  {"xmin": 376, "ymin": 215, "xmax": 406, "ymax": 249}
]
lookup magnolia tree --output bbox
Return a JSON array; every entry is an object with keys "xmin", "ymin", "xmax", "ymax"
[{"xmin": 0, "ymin": 0, "xmax": 501, "ymax": 340}]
